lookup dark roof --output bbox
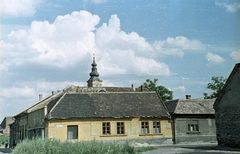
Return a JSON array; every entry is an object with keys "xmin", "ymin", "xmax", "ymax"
[
  {"xmin": 104, "ymin": 87, "xmax": 149, "ymax": 92},
  {"xmin": 48, "ymin": 92, "xmax": 169, "ymax": 119},
  {"xmin": 164, "ymin": 99, "xmax": 215, "ymax": 115},
  {"xmin": 213, "ymin": 63, "xmax": 240, "ymax": 109}
]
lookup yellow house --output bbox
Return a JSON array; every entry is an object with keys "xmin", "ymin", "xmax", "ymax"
[{"xmin": 10, "ymin": 55, "xmax": 173, "ymax": 147}]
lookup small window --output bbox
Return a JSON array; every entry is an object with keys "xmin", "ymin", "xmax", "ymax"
[
  {"xmin": 117, "ymin": 122, "xmax": 124, "ymax": 134},
  {"xmin": 103, "ymin": 122, "xmax": 111, "ymax": 135},
  {"xmin": 153, "ymin": 122, "xmax": 161, "ymax": 133},
  {"xmin": 67, "ymin": 125, "xmax": 78, "ymax": 140},
  {"xmin": 188, "ymin": 124, "xmax": 199, "ymax": 132},
  {"xmin": 141, "ymin": 122, "xmax": 149, "ymax": 134}
]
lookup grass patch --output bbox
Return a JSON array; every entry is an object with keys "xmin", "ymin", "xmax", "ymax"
[
  {"xmin": 0, "ymin": 136, "xmax": 9, "ymax": 147},
  {"xmin": 12, "ymin": 138, "xmax": 154, "ymax": 154}
]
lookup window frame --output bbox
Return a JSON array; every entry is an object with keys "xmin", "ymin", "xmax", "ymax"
[
  {"xmin": 188, "ymin": 124, "xmax": 199, "ymax": 132},
  {"xmin": 67, "ymin": 125, "xmax": 78, "ymax": 140},
  {"xmin": 117, "ymin": 122, "xmax": 125, "ymax": 135},
  {"xmin": 153, "ymin": 121, "xmax": 161, "ymax": 134},
  {"xmin": 141, "ymin": 121, "xmax": 149, "ymax": 134},
  {"xmin": 187, "ymin": 120, "xmax": 200, "ymax": 133},
  {"xmin": 102, "ymin": 122, "xmax": 111, "ymax": 135}
]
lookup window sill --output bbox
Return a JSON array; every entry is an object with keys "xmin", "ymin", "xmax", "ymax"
[
  {"xmin": 139, "ymin": 133, "xmax": 163, "ymax": 136},
  {"xmin": 186, "ymin": 131, "xmax": 200, "ymax": 134},
  {"xmin": 100, "ymin": 134, "xmax": 127, "ymax": 137}
]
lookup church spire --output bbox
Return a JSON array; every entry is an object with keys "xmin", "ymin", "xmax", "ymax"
[{"xmin": 87, "ymin": 54, "xmax": 102, "ymax": 87}]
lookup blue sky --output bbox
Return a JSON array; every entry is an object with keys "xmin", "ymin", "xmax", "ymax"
[{"xmin": 1, "ymin": 0, "xmax": 240, "ymax": 120}]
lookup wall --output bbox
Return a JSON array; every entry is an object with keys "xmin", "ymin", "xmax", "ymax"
[
  {"xmin": 174, "ymin": 117, "xmax": 217, "ymax": 144},
  {"xmin": 215, "ymin": 68, "xmax": 240, "ymax": 147},
  {"xmin": 28, "ymin": 108, "xmax": 45, "ymax": 128},
  {"xmin": 46, "ymin": 118, "xmax": 172, "ymax": 145}
]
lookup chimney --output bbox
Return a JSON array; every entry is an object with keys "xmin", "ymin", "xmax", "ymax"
[
  {"xmin": 131, "ymin": 84, "xmax": 135, "ymax": 91},
  {"xmin": 186, "ymin": 95, "xmax": 191, "ymax": 99},
  {"xmin": 39, "ymin": 94, "xmax": 43, "ymax": 101},
  {"xmin": 52, "ymin": 91, "xmax": 56, "ymax": 95},
  {"xmin": 141, "ymin": 85, "xmax": 144, "ymax": 92}
]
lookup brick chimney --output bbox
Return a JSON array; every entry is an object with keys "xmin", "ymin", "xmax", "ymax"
[
  {"xmin": 186, "ymin": 95, "xmax": 191, "ymax": 99},
  {"xmin": 141, "ymin": 85, "xmax": 144, "ymax": 91}
]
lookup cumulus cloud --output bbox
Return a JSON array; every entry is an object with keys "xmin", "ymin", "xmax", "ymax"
[
  {"xmin": 205, "ymin": 52, "xmax": 225, "ymax": 66},
  {"xmin": 230, "ymin": 50, "xmax": 240, "ymax": 61},
  {"xmin": 172, "ymin": 86, "xmax": 186, "ymax": 92},
  {"xmin": 215, "ymin": 2, "xmax": 240, "ymax": 13},
  {"xmin": 2, "ymin": 0, "xmax": 42, "ymax": 17},
  {"xmin": 2, "ymin": 11, "xmax": 174, "ymax": 77},
  {"xmin": 2, "ymin": 10, "xmax": 206, "ymax": 79},
  {"xmin": 152, "ymin": 36, "xmax": 205, "ymax": 57}
]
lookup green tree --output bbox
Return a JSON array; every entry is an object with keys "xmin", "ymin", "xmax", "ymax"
[
  {"xmin": 141, "ymin": 78, "xmax": 173, "ymax": 102},
  {"xmin": 203, "ymin": 76, "xmax": 227, "ymax": 99}
]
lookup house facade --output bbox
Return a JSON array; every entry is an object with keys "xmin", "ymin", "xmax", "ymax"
[
  {"xmin": 213, "ymin": 63, "xmax": 240, "ymax": 147},
  {"xmin": 0, "ymin": 117, "xmax": 14, "ymax": 136},
  {"xmin": 10, "ymin": 55, "xmax": 173, "ymax": 147},
  {"xmin": 164, "ymin": 97, "xmax": 217, "ymax": 144}
]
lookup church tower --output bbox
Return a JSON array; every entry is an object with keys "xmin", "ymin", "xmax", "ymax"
[{"xmin": 87, "ymin": 54, "xmax": 102, "ymax": 87}]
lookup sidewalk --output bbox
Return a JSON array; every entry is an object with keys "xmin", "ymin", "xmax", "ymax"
[{"xmin": 0, "ymin": 148, "xmax": 12, "ymax": 154}]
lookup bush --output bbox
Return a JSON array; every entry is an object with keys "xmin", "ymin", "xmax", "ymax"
[{"xmin": 12, "ymin": 138, "xmax": 141, "ymax": 154}]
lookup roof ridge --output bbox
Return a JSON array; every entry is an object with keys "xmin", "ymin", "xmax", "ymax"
[
  {"xmin": 66, "ymin": 91, "xmax": 155, "ymax": 94},
  {"xmin": 48, "ymin": 93, "xmax": 67, "ymax": 119}
]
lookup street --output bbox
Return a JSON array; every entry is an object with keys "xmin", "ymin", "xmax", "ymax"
[{"xmin": 141, "ymin": 145, "xmax": 240, "ymax": 154}]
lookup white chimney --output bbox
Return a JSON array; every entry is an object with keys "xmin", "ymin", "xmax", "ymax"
[
  {"xmin": 131, "ymin": 84, "xmax": 135, "ymax": 91},
  {"xmin": 39, "ymin": 94, "xmax": 43, "ymax": 101}
]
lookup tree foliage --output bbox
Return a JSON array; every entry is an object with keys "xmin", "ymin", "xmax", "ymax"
[
  {"xmin": 142, "ymin": 78, "xmax": 173, "ymax": 102},
  {"xmin": 203, "ymin": 76, "xmax": 227, "ymax": 99}
]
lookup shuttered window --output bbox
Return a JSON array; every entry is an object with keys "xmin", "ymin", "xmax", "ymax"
[{"xmin": 67, "ymin": 125, "xmax": 78, "ymax": 140}]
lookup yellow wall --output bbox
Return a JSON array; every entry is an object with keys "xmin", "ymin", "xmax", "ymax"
[{"xmin": 46, "ymin": 118, "xmax": 172, "ymax": 142}]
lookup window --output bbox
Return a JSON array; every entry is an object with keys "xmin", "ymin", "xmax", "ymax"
[
  {"xmin": 141, "ymin": 122, "xmax": 149, "ymax": 134},
  {"xmin": 102, "ymin": 122, "xmax": 110, "ymax": 135},
  {"xmin": 188, "ymin": 124, "xmax": 199, "ymax": 132},
  {"xmin": 187, "ymin": 120, "xmax": 199, "ymax": 132},
  {"xmin": 153, "ymin": 122, "xmax": 161, "ymax": 133},
  {"xmin": 67, "ymin": 125, "xmax": 78, "ymax": 140},
  {"xmin": 117, "ymin": 122, "xmax": 124, "ymax": 134}
]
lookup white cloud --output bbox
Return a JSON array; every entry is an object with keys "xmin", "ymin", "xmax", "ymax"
[
  {"xmin": 230, "ymin": 50, "xmax": 240, "ymax": 61},
  {"xmin": 1, "ymin": 87, "xmax": 36, "ymax": 98},
  {"xmin": 205, "ymin": 52, "xmax": 225, "ymax": 66},
  {"xmin": 172, "ymin": 86, "xmax": 186, "ymax": 92},
  {"xmin": 152, "ymin": 36, "xmax": 205, "ymax": 57},
  {"xmin": 89, "ymin": 0, "xmax": 108, "ymax": 4},
  {"xmin": 2, "ymin": 10, "xmax": 206, "ymax": 78},
  {"xmin": 2, "ymin": 0, "xmax": 42, "ymax": 17},
  {"xmin": 215, "ymin": 2, "xmax": 240, "ymax": 13}
]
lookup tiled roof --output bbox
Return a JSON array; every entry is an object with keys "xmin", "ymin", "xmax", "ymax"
[
  {"xmin": 48, "ymin": 92, "xmax": 169, "ymax": 119},
  {"xmin": 164, "ymin": 99, "xmax": 215, "ymax": 115},
  {"xmin": 104, "ymin": 87, "xmax": 149, "ymax": 92}
]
